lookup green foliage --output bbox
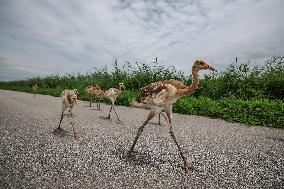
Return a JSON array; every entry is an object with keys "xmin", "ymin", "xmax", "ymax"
[
  {"xmin": 173, "ymin": 97, "xmax": 283, "ymax": 128},
  {"xmin": 115, "ymin": 90, "xmax": 138, "ymax": 106},
  {"xmin": 195, "ymin": 56, "xmax": 284, "ymax": 100},
  {"xmin": 0, "ymin": 56, "xmax": 283, "ymax": 128}
]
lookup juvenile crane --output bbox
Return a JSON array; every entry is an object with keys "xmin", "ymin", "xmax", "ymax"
[
  {"xmin": 32, "ymin": 84, "xmax": 38, "ymax": 98},
  {"xmin": 85, "ymin": 85, "xmax": 100, "ymax": 107},
  {"xmin": 104, "ymin": 83, "xmax": 126, "ymax": 122},
  {"xmin": 128, "ymin": 59, "xmax": 215, "ymax": 173},
  {"xmin": 53, "ymin": 89, "xmax": 79, "ymax": 139},
  {"xmin": 92, "ymin": 86, "xmax": 105, "ymax": 111},
  {"xmin": 85, "ymin": 86, "xmax": 94, "ymax": 107}
]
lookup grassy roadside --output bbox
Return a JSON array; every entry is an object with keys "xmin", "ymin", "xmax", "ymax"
[
  {"xmin": 0, "ymin": 56, "xmax": 283, "ymax": 128},
  {"xmin": 0, "ymin": 86, "xmax": 283, "ymax": 129},
  {"xmin": 173, "ymin": 96, "xmax": 283, "ymax": 129}
]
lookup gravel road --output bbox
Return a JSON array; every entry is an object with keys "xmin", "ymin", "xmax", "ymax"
[{"xmin": 0, "ymin": 89, "xmax": 283, "ymax": 188}]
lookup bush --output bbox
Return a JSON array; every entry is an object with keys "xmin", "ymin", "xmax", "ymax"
[
  {"xmin": 194, "ymin": 56, "xmax": 284, "ymax": 100},
  {"xmin": 173, "ymin": 97, "xmax": 283, "ymax": 128}
]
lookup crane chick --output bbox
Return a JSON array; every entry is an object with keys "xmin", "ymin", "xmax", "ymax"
[{"xmin": 53, "ymin": 89, "xmax": 79, "ymax": 139}]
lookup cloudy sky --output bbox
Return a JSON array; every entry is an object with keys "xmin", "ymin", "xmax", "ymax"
[{"xmin": 0, "ymin": 0, "xmax": 283, "ymax": 81}]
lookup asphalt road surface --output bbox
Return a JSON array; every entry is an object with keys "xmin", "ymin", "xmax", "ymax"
[{"xmin": 0, "ymin": 89, "xmax": 283, "ymax": 188}]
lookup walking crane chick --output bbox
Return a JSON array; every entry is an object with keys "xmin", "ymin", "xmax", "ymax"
[
  {"xmin": 128, "ymin": 59, "xmax": 215, "ymax": 173},
  {"xmin": 104, "ymin": 83, "xmax": 126, "ymax": 122},
  {"xmin": 53, "ymin": 89, "xmax": 79, "ymax": 139}
]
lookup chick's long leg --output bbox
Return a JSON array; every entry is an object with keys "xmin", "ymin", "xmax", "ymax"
[
  {"xmin": 128, "ymin": 110, "xmax": 157, "ymax": 159},
  {"xmin": 165, "ymin": 105, "xmax": 192, "ymax": 174},
  {"xmin": 112, "ymin": 103, "xmax": 122, "ymax": 122}
]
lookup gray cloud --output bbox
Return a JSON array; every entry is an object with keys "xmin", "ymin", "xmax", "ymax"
[{"xmin": 0, "ymin": 0, "xmax": 283, "ymax": 81}]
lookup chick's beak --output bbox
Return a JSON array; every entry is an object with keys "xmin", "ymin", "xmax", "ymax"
[{"xmin": 208, "ymin": 64, "xmax": 215, "ymax": 71}]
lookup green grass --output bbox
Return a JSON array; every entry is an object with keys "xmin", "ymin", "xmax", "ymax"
[
  {"xmin": 173, "ymin": 96, "xmax": 283, "ymax": 128},
  {"xmin": 0, "ymin": 56, "xmax": 283, "ymax": 128}
]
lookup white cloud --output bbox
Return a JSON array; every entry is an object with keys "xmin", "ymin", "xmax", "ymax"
[{"xmin": 0, "ymin": 0, "xmax": 283, "ymax": 80}]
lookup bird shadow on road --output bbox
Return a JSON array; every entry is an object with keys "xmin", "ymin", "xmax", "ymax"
[
  {"xmin": 51, "ymin": 129, "xmax": 69, "ymax": 138},
  {"xmin": 51, "ymin": 127, "xmax": 79, "ymax": 139},
  {"xmin": 148, "ymin": 122, "xmax": 164, "ymax": 127},
  {"xmin": 110, "ymin": 144, "xmax": 203, "ymax": 174},
  {"xmin": 91, "ymin": 108, "xmax": 103, "ymax": 111},
  {"xmin": 82, "ymin": 105, "xmax": 92, "ymax": 107},
  {"xmin": 110, "ymin": 144, "xmax": 183, "ymax": 172},
  {"xmin": 62, "ymin": 113, "xmax": 73, "ymax": 117},
  {"xmin": 98, "ymin": 116, "xmax": 123, "ymax": 124},
  {"xmin": 98, "ymin": 115, "xmax": 111, "ymax": 120}
]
